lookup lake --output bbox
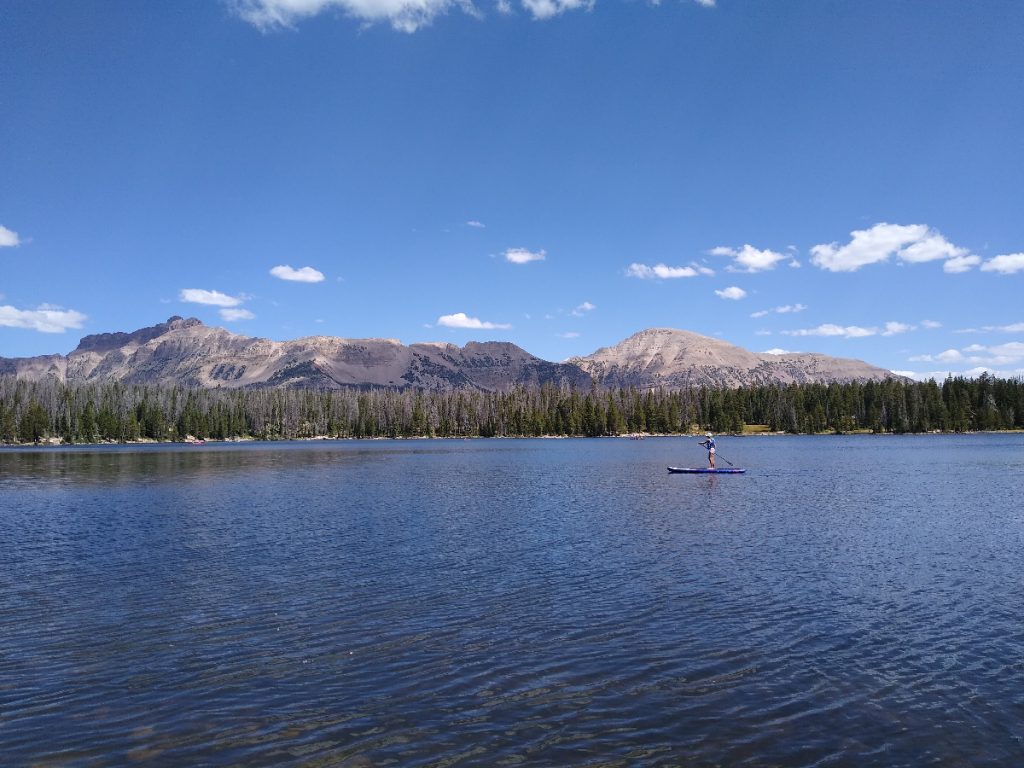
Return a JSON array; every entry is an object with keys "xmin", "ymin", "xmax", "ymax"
[{"xmin": 2, "ymin": 435, "xmax": 1023, "ymax": 766}]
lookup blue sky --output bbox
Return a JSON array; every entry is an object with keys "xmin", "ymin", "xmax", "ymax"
[{"xmin": 2, "ymin": 0, "xmax": 1022, "ymax": 379}]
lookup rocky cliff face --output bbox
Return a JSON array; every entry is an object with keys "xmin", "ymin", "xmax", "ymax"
[
  {"xmin": 570, "ymin": 328, "xmax": 898, "ymax": 387},
  {"xmin": 1, "ymin": 317, "xmax": 591, "ymax": 392},
  {"xmin": 1, "ymin": 319, "xmax": 900, "ymax": 391}
]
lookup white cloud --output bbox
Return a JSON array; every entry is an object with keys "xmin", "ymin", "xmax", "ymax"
[
  {"xmin": 626, "ymin": 262, "xmax": 705, "ymax": 279},
  {"xmin": 270, "ymin": 264, "xmax": 325, "ymax": 283},
  {"xmin": 437, "ymin": 312, "xmax": 511, "ymax": 330},
  {"xmin": 882, "ymin": 321, "xmax": 915, "ymax": 336},
  {"xmin": 465, "ymin": 220, "xmax": 485, "ymax": 228},
  {"xmin": 505, "ymin": 247, "xmax": 546, "ymax": 265},
  {"xmin": 782, "ymin": 324, "xmax": 877, "ymax": 338},
  {"xmin": 558, "ymin": 331, "xmax": 580, "ymax": 338},
  {"xmin": 0, "ymin": 225, "xmax": 21, "ymax": 247},
  {"xmin": 900, "ymin": 366, "xmax": 1024, "ymax": 382},
  {"xmin": 762, "ymin": 348, "xmax": 791, "ymax": 355},
  {"xmin": 715, "ymin": 286, "xmax": 747, "ymax": 300},
  {"xmin": 943, "ymin": 254, "xmax": 981, "ymax": 273},
  {"xmin": 897, "ymin": 232, "xmax": 967, "ymax": 263},
  {"xmin": 810, "ymin": 223, "xmax": 976, "ymax": 273},
  {"xmin": 956, "ymin": 322, "xmax": 1024, "ymax": 334},
  {"xmin": 179, "ymin": 288, "xmax": 243, "ymax": 307},
  {"xmin": 754, "ymin": 329, "xmax": 772, "ymax": 336},
  {"xmin": 233, "ymin": 0, "xmax": 618, "ymax": 32},
  {"xmin": 909, "ymin": 342, "xmax": 1024, "ymax": 368},
  {"xmin": 220, "ymin": 308, "xmax": 256, "ymax": 321},
  {"xmin": 521, "ymin": 0, "xmax": 593, "ymax": 21},
  {"xmin": 980, "ymin": 252, "xmax": 1024, "ymax": 274},
  {"xmin": 752, "ymin": 303, "xmax": 807, "ymax": 318},
  {"xmin": 921, "ymin": 319, "xmax": 942, "ymax": 329},
  {"xmin": 712, "ymin": 244, "xmax": 787, "ymax": 273},
  {"xmin": 232, "ymin": 0, "xmax": 460, "ymax": 33},
  {"xmin": 231, "ymin": 0, "xmax": 708, "ymax": 32},
  {"xmin": 788, "ymin": 258, "xmax": 801, "ymax": 268},
  {"xmin": 0, "ymin": 304, "xmax": 87, "ymax": 333},
  {"xmin": 571, "ymin": 301, "xmax": 596, "ymax": 316}
]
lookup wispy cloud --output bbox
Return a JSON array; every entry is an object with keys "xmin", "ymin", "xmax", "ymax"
[
  {"xmin": 778, "ymin": 320, "xmax": 911, "ymax": 343},
  {"xmin": 750, "ymin": 303, "xmax": 806, "ymax": 318},
  {"xmin": 715, "ymin": 286, "xmax": 746, "ymax": 300},
  {"xmin": 270, "ymin": 265, "xmax": 325, "ymax": 283},
  {"xmin": 0, "ymin": 225, "xmax": 21, "ymax": 248},
  {"xmin": 505, "ymin": 247, "xmax": 546, "ymax": 265},
  {"xmin": 232, "ymin": 0, "xmax": 642, "ymax": 33},
  {"xmin": 782, "ymin": 324, "xmax": 877, "ymax": 338},
  {"xmin": 0, "ymin": 303, "xmax": 87, "ymax": 333},
  {"xmin": 980, "ymin": 252, "xmax": 1024, "ymax": 274},
  {"xmin": 810, "ymin": 223, "xmax": 976, "ymax": 273},
  {"xmin": 521, "ymin": 0, "xmax": 593, "ymax": 21},
  {"xmin": 465, "ymin": 220, "xmax": 486, "ymax": 228},
  {"xmin": 944, "ymin": 254, "xmax": 981, "ymax": 273},
  {"xmin": 626, "ymin": 262, "xmax": 712, "ymax": 279},
  {"xmin": 762, "ymin": 348, "xmax": 792, "ymax": 355},
  {"xmin": 437, "ymin": 312, "xmax": 511, "ymax": 330},
  {"xmin": 954, "ymin": 321, "xmax": 1024, "ymax": 334},
  {"xmin": 179, "ymin": 288, "xmax": 244, "ymax": 307},
  {"xmin": 899, "ymin": 366, "xmax": 1024, "ymax": 382},
  {"xmin": 882, "ymin": 321, "xmax": 915, "ymax": 336},
  {"xmin": 921, "ymin": 319, "xmax": 942, "ymax": 329},
  {"xmin": 232, "ymin": 0, "xmax": 458, "ymax": 33},
  {"xmin": 711, "ymin": 244, "xmax": 787, "ymax": 273},
  {"xmin": 571, "ymin": 301, "xmax": 596, "ymax": 317},
  {"xmin": 909, "ymin": 349, "xmax": 965, "ymax": 363},
  {"xmin": 558, "ymin": 331, "xmax": 580, "ymax": 338},
  {"xmin": 220, "ymin": 308, "xmax": 256, "ymax": 321},
  {"xmin": 909, "ymin": 342, "xmax": 1024, "ymax": 368}
]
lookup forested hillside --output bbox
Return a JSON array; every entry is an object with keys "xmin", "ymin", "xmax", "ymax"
[{"xmin": 1, "ymin": 375, "xmax": 1021, "ymax": 444}]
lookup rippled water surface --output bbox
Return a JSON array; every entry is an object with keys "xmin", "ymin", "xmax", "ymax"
[{"xmin": 2, "ymin": 435, "xmax": 1023, "ymax": 766}]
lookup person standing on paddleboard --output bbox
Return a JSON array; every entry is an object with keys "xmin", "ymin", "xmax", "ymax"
[{"xmin": 698, "ymin": 433, "xmax": 716, "ymax": 468}]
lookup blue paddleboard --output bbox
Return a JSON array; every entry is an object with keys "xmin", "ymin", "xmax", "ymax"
[{"xmin": 667, "ymin": 467, "xmax": 746, "ymax": 474}]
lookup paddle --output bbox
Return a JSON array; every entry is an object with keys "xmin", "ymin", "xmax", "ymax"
[{"xmin": 696, "ymin": 440, "xmax": 735, "ymax": 467}]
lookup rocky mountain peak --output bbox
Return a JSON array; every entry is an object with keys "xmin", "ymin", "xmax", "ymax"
[
  {"xmin": 6, "ymin": 318, "xmax": 900, "ymax": 391},
  {"xmin": 165, "ymin": 316, "xmax": 204, "ymax": 332},
  {"xmin": 74, "ymin": 316, "xmax": 204, "ymax": 354}
]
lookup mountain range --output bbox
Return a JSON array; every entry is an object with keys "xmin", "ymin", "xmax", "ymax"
[{"xmin": 0, "ymin": 317, "xmax": 900, "ymax": 391}]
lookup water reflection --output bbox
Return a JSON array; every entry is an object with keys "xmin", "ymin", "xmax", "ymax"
[{"xmin": 1, "ymin": 435, "xmax": 1023, "ymax": 766}]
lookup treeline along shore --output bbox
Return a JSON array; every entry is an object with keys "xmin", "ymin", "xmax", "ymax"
[{"xmin": 1, "ymin": 374, "xmax": 1022, "ymax": 444}]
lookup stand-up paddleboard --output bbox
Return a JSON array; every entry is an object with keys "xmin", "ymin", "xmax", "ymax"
[{"xmin": 668, "ymin": 467, "xmax": 746, "ymax": 474}]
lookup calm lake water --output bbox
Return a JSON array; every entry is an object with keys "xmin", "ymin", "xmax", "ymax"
[{"xmin": 2, "ymin": 435, "xmax": 1023, "ymax": 767}]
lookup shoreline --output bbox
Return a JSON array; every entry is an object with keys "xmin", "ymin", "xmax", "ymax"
[{"xmin": 3, "ymin": 429, "xmax": 1022, "ymax": 449}]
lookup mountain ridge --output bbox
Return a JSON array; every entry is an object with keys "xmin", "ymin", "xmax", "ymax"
[{"xmin": 0, "ymin": 317, "xmax": 900, "ymax": 391}]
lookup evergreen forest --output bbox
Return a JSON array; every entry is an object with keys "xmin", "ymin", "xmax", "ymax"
[{"xmin": 1, "ymin": 375, "xmax": 1022, "ymax": 444}]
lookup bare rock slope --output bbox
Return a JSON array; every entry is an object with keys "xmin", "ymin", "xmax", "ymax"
[
  {"xmin": 1, "ymin": 317, "xmax": 591, "ymax": 392},
  {"xmin": 569, "ymin": 328, "xmax": 898, "ymax": 388},
  {"xmin": 2, "ymin": 319, "xmax": 899, "ymax": 391}
]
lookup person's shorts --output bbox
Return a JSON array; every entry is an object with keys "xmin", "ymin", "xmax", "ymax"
[{"xmin": 709, "ymin": 447, "xmax": 716, "ymax": 454}]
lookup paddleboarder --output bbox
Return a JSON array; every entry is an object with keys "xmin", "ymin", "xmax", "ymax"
[{"xmin": 698, "ymin": 432, "xmax": 716, "ymax": 468}]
